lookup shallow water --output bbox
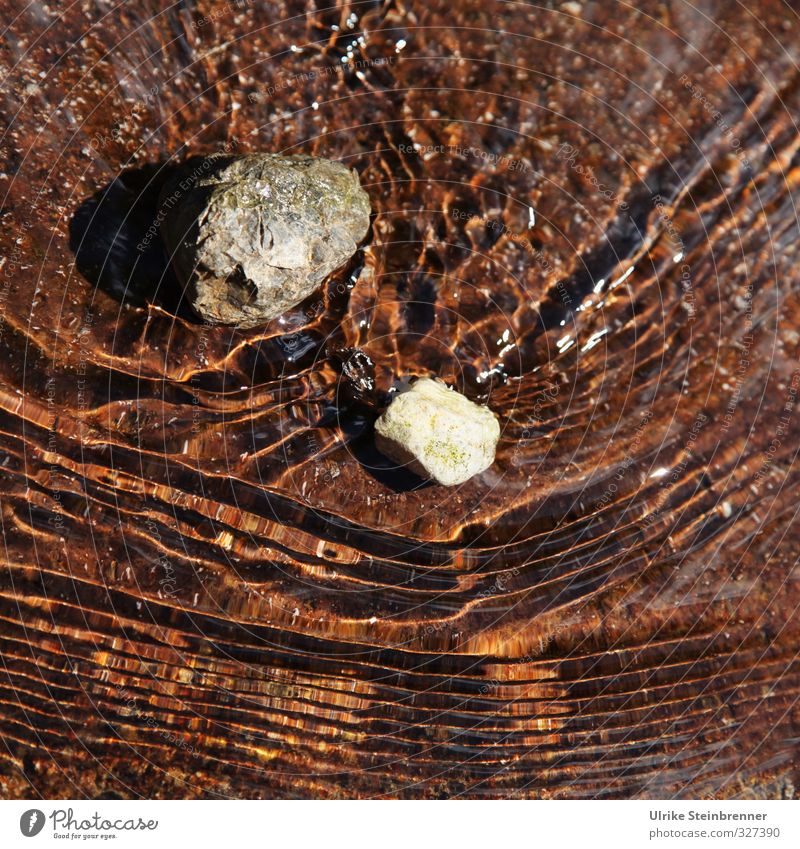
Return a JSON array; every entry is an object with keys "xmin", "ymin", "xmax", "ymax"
[{"xmin": 0, "ymin": 0, "xmax": 799, "ymax": 798}]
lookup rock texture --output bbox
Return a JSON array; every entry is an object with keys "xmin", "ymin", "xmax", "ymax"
[
  {"xmin": 159, "ymin": 154, "xmax": 371, "ymax": 326},
  {"xmin": 375, "ymin": 378, "xmax": 500, "ymax": 485}
]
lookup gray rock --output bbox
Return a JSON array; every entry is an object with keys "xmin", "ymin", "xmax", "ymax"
[
  {"xmin": 374, "ymin": 378, "xmax": 500, "ymax": 486},
  {"xmin": 158, "ymin": 154, "xmax": 371, "ymax": 327}
]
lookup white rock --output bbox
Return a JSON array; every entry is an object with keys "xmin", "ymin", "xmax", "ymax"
[{"xmin": 374, "ymin": 378, "xmax": 500, "ymax": 486}]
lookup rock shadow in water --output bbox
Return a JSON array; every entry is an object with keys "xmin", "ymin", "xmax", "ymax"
[{"xmin": 69, "ymin": 159, "xmax": 203, "ymax": 321}]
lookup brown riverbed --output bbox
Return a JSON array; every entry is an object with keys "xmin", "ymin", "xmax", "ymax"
[{"xmin": 0, "ymin": 0, "xmax": 798, "ymax": 798}]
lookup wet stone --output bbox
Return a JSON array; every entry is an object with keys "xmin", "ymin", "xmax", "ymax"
[
  {"xmin": 374, "ymin": 378, "xmax": 501, "ymax": 486},
  {"xmin": 158, "ymin": 154, "xmax": 371, "ymax": 327}
]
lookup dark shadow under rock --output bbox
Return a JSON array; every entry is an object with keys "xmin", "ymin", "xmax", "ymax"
[{"xmin": 69, "ymin": 160, "xmax": 200, "ymax": 320}]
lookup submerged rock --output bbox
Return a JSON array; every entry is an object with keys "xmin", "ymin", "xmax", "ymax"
[
  {"xmin": 374, "ymin": 378, "xmax": 500, "ymax": 485},
  {"xmin": 158, "ymin": 154, "xmax": 371, "ymax": 327}
]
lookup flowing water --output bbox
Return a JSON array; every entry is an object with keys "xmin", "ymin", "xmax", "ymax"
[{"xmin": 0, "ymin": 0, "xmax": 799, "ymax": 798}]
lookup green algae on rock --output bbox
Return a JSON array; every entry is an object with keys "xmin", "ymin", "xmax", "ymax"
[
  {"xmin": 374, "ymin": 378, "xmax": 501, "ymax": 486},
  {"xmin": 158, "ymin": 154, "xmax": 371, "ymax": 327}
]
